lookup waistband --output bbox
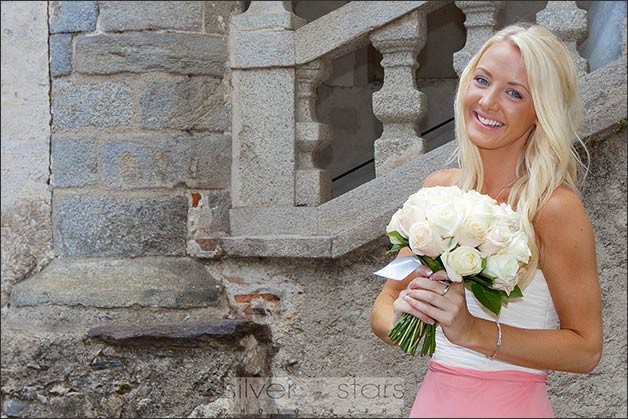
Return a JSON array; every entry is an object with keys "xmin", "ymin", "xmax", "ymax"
[{"xmin": 429, "ymin": 360, "xmax": 547, "ymax": 383}]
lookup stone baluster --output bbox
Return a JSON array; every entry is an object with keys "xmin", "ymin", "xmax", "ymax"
[
  {"xmin": 295, "ymin": 59, "xmax": 333, "ymax": 206},
  {"xmin": 370, "ymin": 10, "xmax": 427, "ymax": 178},
  {"xmin": 229, "ymin": 1, "xmax": 305, "ymax": 208},
  {"xmin": 453, "ymin": 1, "xmax": 504, "ymax": 77},
  {"xmin": 536, "ymin": 1, "xmax": 588, "ymax": 76}
]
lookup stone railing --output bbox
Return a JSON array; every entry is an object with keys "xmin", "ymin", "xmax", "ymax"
[{"xmin": 218, "ymin": 0, "xmax": 623, "ymax": 259}]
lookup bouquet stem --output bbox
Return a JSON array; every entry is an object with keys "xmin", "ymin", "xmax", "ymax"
[
  {"xmin": 387, "ymin": 254, "xmax": 442, "ymax": 357},
  {"xmin": 388, "ymin": 313, "xmax": 437, "ymax": 356}
]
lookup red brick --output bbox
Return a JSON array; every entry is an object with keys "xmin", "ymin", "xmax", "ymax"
[
  {"xmin": 191, "ymin": 193, "xmax": 202, "ymax": 208},
  {"xmin": 234, "ymin": 293, "xmax": 280, "ymax": 303}
]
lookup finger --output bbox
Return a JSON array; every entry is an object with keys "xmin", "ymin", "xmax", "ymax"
[
  {"xmin": 401, "ymin": 295, "xmax": 436, "ymax": 325},
  {"xmin": 414, "ymin": 265, "xmax": 433, "ymax": 278},
  {"xmin": 403, "ymin": 294, "xmax": 444, "ymax": 324},
  {"xmin": 407, "ymin": 277, "xmax": 448, "ymax": 294},
  {"xmin": 428, "ymin": 269, "xmax": 450, "ymax": 282}
]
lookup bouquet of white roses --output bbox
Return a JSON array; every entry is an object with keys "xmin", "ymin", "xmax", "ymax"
[{"xmin": 377, "ymin": 185, "xmax": 531, "ymax": 356}]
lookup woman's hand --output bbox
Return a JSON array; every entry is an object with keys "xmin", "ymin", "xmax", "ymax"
[
  {"xmin": 403, "ymin": 268, "xmax": 476, "ymax": 346},
  {"xmin": 392, "ymin": 265, "xmax": 436, "ymax": 325}
]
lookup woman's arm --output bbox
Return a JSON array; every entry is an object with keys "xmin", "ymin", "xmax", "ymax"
[
  {"xmin": 370, "ymin": 247, "xmax": 416, "ymax": 346},
  {"xmin": 406, "ymin": 187, "xmax": 603, "ymax": 373},
  {"xmin": 370, "ymin": 169, "xmax": 461, "ymax": 345}
]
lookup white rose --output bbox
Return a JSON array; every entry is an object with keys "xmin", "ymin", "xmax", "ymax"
[
  {"xmin": 502, "ymin": 231, "xmax": 531, "ymax": 264},
  {"xmin": 483, "ymin": 254, "xmax": 520, "ymax": 294},
  {"xmin": 430, "ymin": 185, "xmax": 465, "ymax": 202},
  {"xmin": 454, "ymin": 198, "xmax": 495, "ymax": 248},
  {"xmin": 386, "ymin": 209, "xmax": 405, "ymax": 244},
  {"xmin": 465, "ymin": 189, "xmax": 498, "ymax": 207},
  {"xmin": 408, "ymin": 221, "xmax": 454, "ymax": 258},
  {"xmin": 494, "ymin": 202, "xmax": 521, "ymax": 230},
  {"xmin": 441, "ymin": 246, "xmax": 486, "ymax": 282},
  {"xmin": 406, "ymin": 189, "xmax": 430, "ymax": 209},
  {"xmin": 478, "ymin": 222, "xmax": 514, "ymax": 255},
  {"xmin": 398, "ymin": 203, "xmax": 426, "ymax": 237},
  {"xmin": 425, "ymin": 202, "xmax": 466, "ymax": 238}
]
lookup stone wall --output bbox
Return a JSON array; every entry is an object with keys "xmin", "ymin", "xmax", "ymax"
[
  {"xmin": 48, "ymin": 0, "xmax": 241, "ymax": 259},
  {"xmin": 0, "ymin": 1, "xmax": 54, "ymax": 308}
]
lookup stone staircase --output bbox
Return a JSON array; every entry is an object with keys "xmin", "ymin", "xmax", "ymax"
[{"xmin": 219, "ymin": 57, "xmax": 628, "ymax": 258}]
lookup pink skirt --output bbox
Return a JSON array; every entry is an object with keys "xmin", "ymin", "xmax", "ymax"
[{"xmin": 410, "ymin": 360, "xmax": 554, "ymax": 418}]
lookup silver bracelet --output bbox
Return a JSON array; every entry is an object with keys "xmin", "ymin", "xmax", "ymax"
[{"xmin": 488, "ymin": 321, "xmax": 502, "ymax": 359}]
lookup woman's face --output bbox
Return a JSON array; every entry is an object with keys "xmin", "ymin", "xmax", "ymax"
[{"xmin": 462, "ymin": 41, "xmax": 537, "ymax": 153}]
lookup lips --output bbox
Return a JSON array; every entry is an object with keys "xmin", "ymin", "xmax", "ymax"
[{"xmin": 473, "ymin": 111, "xmax": 505, "ymax": 129}]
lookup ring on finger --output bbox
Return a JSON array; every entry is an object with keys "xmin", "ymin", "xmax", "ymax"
[{"xmin": 440, "ymin": 284, "xmax": 450, "ymax": 296}]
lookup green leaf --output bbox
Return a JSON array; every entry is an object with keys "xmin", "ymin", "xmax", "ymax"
[
  {"xmin": 509, "ymin": 285, "xmax": 523, "ymax": 298},
  {"xmin": 386, "ymin": 231, "xmax": 408, "ymax": 245},
  {"xmin": 470, "ymin": 282, "xmax": 502, "ymax": 316},
  {"xmin": 385, "ymin": 243, "xmax": 406, "ymax": 255},
  {"xmin": 417, "ymin": 255, "xmax": 444, "ymax": 273}
]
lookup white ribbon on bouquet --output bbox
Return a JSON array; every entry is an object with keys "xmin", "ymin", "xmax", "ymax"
[{"xmin": 372, "ymin": 256, "xmax": 423, "ymax": 281}]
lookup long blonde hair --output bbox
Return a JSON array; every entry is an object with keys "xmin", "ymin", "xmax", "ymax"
[{"xmin": 452, "ymin": 24, "xmax": 589, "ymax": 288}]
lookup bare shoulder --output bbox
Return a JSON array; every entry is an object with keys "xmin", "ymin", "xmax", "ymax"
[
  {"xmin": 534, "ymin": 185, "xmax": 595, "ymax": 265},
  {"xmin": 534, "ymin": 185, "xmax": 590, "ymax": 232},
  {"xmin": 422, "ymin": 168, "xmax": 462, "ymax": 188}
]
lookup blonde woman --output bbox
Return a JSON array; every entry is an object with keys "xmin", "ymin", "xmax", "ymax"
[{"xmin": 370, "ymin": 24, "xmax": 602, "ymax": 418}]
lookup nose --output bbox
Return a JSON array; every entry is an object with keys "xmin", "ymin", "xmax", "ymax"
[{"xmin": 478, "ymin": 87, "xmax": 500, "ymax": 111}]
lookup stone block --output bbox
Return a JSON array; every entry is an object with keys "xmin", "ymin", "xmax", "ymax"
[
  {"xmin": 9, "ymin": 257, "xmax": 223, "ymax": 308},
  {"xmin": 99, "ymin": 1, "xmax": 203, "ymax": 32},
  {"xmin": 188, "ymin": 190, "xmax": 231, "ymax": 237},
  {"xmin": 99, "ymin": 140, "xmax": 189, "ymax": 189},
  {"xmin": 51, "ymin": 80, "xmax": 134, "ymax": 131},
  {"xmin": 49, "ymin": 33, "xmax": 72, "ymax": 77},
  {"xmin": 231, "ymin": 69, "xmax": 295, "ymax": 207},
  {"xmin": 74, "ymin": 33, "xmax": 225, "ymax": 76},
  {"xmin": 51, "ymin": 138, "xmax": 98, "ymax": 187},
  {"xmin": 98, "ymin": 134, "xmax": 230, "ymax": 189},
  {"xmin": 49, "ymin": 1, "xmax": 97, "ymax": 34},
  {"xmin": 189, "ymin": 134, "xmax": 231, "ymax": 189},
  {"xmin": 229, "ymin": 207, "xmax": 318, "ymax": 236},
  {"xmin": 139, "ymin": 77, "xmax": 228, "ymax": 131},
  {"xmin": 53, "ymin": 192, "xmax": 187, "ymax": 257},
  {"xmin": 204, "ymin": 1, "xmax": 244, "ymax": 34}
]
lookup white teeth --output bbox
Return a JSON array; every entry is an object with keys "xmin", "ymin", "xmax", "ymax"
[{"xmin": 477, "ymin": 113, "xmax": 504, "ymax": 127}]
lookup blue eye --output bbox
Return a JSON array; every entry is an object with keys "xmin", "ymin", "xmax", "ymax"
[
  {"xmin": 507, "ymin": 89, "xmax": 523, "ymax": 99},
  {"xmin": 474, "ymin": 76, "xmax": 489, "ymax": 86}
]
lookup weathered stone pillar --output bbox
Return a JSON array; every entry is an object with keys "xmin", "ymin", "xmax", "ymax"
[
  {"xmin": 229, "ymin": 1, "xmax": 305, "ymax": 207},
  {"xmin": 295, "ymin": 59, "xmax": 333, "ymax": 206},
  {"xmin": 453, "ymin": 1, "xmax": 504, "ymax": 77},
  {"xmin": 370, "ymin": 11, "xmax": 427, "ymax": 178},
  {"xmin": 536, "ymin": 1, "xmax": 589, "ymax": 76}
]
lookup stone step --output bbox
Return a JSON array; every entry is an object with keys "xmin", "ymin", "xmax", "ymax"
[
  {"xmin": 10, "ymin": 256, "xmax": 226, "ymax": 310},
  {"xmin": 1, "ymin": 318, "xmax": 273, "ymax": 418}
]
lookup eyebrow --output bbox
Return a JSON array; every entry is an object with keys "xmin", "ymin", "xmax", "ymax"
[{"xmin": 475, "ymin": 66, "xmax": 530, "ymax": 94}]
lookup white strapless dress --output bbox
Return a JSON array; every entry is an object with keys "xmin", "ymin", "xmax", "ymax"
[{"xmin": 432, "ymin": 269, "xmax": 560, "ymax": 375}]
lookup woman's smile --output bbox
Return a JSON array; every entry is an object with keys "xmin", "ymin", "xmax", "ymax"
[{"xmin": 473, "ymin": 111, "xmax": 505, "ymax": 129}]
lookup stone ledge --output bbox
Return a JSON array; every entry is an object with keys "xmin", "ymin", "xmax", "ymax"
[
  {"xmin": 87, "ymin": 319, "xmax": 272, "ymax": 347},
  {"xmin": 9, "ymin": 257, "xmax": 223, "ymax": 309},
  {"xmin": 219, "ymin": 236, "xmax": 333, "ymax": 258}
]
